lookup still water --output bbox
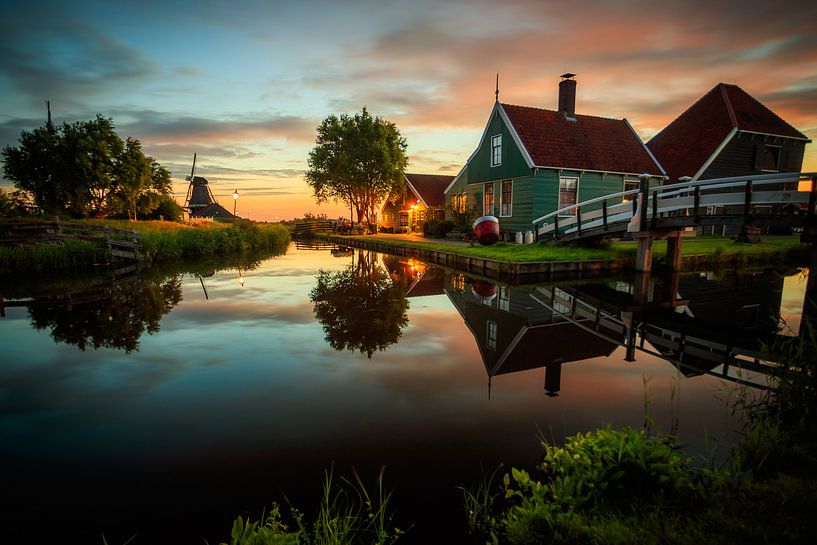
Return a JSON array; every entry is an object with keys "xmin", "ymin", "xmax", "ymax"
[{"xmin": 0, "ymin": 243, "xmax": 810, "ymax": 544}]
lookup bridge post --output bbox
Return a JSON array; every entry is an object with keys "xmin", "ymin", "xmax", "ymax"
[
  {"xmin": 634, "ymin": 174, "xmax": 653, "ymax": 272},
  {"xmin": 666, "ymin": 231, "xmax": 683, "ymax": 271}
]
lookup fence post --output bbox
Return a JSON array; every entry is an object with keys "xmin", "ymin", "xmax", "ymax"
[
  {"xmin": 693, "ymin": 185, "xmax": 701, "ymax": 222},
  {"xmin": 576, "ymin": 207, "xmax": 582, "ymax": 236},
  {"xmin": 638, "ymin": 173, "xmax": 650, "ymax": 232},
  {"xmin": 554, "ymin": 215, "xmax": 560, "ymax": 240},
  {"xmin": 744, "ymin": 180, "xmax": 753, "ymax": 219},
  {"xmin": 602, "ymin": 200, "xmax": 608, "ymax": 230}
]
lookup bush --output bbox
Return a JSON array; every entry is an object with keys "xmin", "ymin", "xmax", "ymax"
[{"xmin": 422, "ymin": 219, "xmax": 454, "ymax": 238}]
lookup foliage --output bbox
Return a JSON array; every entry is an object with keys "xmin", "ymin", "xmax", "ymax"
[
  {"xmin": 0, "ymin": 219, "xmax": 290, "ymax": 272},
  {"xmin": 2, "ymin": 115, "xmax": 172, "ymax": 218},
  {"xmin": 422, "ymin": 219, "xmax": 454, "ymax": 239},
  {"xmin": 28, "ymin": 275, "xmax": 182, "ymax": 353},
  {"xmin": 0, "ymin": 187, "xmax": 36, "ymax": 217},
  {"xmin": 221, "ymin": 469, "xmax": 403, "ymax": 545},
  {"xmin": 310, "ymin": 250, "xmax": 409, "ymax": 358},
  {"xmin": 305, "ymin": 107, "xmax": 408, "ymax": 227}
]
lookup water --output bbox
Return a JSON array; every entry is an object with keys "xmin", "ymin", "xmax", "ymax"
[{"xmin": 0, "ymin": 244, "xmax": 810, "ymax": 544}]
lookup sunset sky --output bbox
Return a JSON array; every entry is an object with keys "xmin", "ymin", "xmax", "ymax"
[{"xmin": 1, "ymin": 0, "xmax": 815, "ymax": 221}]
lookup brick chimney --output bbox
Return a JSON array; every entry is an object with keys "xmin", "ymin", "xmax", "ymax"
[{"xmin": 558, "ymin": 73, "xmax": 577, "ymax": 119}]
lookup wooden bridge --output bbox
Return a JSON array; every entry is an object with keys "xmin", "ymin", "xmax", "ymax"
[
  {"xmin": 0, "ymin": 219, "xmax": 142, "ymax": 262},
  {"xmin": 528, "ymin": 282, "xmax": 784, "ymax": 390},
  {"xmin": 532, "ymin": 171, "xmax": 817, "ymax": 271}
]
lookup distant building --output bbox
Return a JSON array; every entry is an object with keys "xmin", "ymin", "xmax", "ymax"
[
  {"xmin": 445, "ymin": 74, "xmax": 664, "ymax": 240},
  {"xmin": 380, "ymin": 173, "xmax": 453, "ymax": 232},
  {"xmin": 648, "ymin": 83, "xmax": 811, "ymax": 182}
]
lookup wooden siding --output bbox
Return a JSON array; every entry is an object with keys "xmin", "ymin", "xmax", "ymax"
[
  {"xmin": 702, "ymin": 131, "xmax": 806, "ymax": 180},
  {"xmin": 467, "ymin": 110, "xmax": 531, "ymax": 184},
  {"xmin": 496, "ymin": 177, "xmax": 535, "ymax": 232}
]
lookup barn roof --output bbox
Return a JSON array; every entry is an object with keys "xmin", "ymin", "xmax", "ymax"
[
  {"xmin": 405, "ymin": 173, "xmax": 455, "ymax": 207},
  {"xmin": 500, "ymin": 103, "xmax": 664, "ymax": 175},
  {"xmin": 647, "ymin": 83, "xmax": 810, "ymax": 181}
]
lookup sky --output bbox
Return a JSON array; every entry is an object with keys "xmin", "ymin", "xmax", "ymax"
[{"xmin": 1, "ymin": 0, "xmax": 816, "ymax": 221}]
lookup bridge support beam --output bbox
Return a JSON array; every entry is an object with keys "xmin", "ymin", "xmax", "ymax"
[
  {"xmin": 665, "ymin": 231, "xmax": 683, "ymax": 271},
  {"xmin": 634, "ymin": 233, "xmax": 653, "ymax": 272}
]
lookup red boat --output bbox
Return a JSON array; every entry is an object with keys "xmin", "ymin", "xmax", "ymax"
[
  {"xmin": 473, "ymin": 215, "xmax": 500, "ymax": 245},
  {"xmin": 471, "ymin": 280, "xmax": 497, "ymax": 303}
]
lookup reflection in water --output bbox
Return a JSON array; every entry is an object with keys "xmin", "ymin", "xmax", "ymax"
[
  {"xmin": 444, "ymin": 267, "xmax": 804, "ymax": 396},
  {"xmin": 310, "ymin": 250, "xmax": 409, "ymax": 358},
  {"xmin": 21, "ymin": 272, "xmax": 183, "ymax": 353}
]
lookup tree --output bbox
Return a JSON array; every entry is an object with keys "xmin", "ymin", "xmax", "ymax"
[
  {"xmin": 310, "ymin": 250, "xmax": 409, "ymax": 358},
  {"xmin": 305, "ymin": 107, "xmax": 408, "ymax": 227},
  {"xmin": 2, "ymin": 115, "xmax": 173, "ymax": 218}
]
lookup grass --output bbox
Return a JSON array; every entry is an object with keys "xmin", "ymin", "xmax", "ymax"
[
  {"xmin": 0, "ymin": 218, "xmax": 291, "ymax": 272},
  {"xmin": 219, "ymin": 468, "xmax": 403, "ymax": 545},
  {"xmin": 325, "ymin": 233, "xmax": 809, "ymax": 265}
]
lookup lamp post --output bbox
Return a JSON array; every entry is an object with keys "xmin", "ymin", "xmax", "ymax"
[{"xmin": 232, "ymin": 189, "xmax": 239, "ymax": 217}]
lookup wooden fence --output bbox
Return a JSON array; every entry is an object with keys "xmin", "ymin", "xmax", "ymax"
[{"xmin": 0, "ymin": 219, "xmax": 142, "ymax": 261}]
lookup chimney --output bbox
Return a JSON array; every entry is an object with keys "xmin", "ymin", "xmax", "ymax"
[{"xmin": 558, "ymin": 73, "xmax": 576, "ymax": 119}]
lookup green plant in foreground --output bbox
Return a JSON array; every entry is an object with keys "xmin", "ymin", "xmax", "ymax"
[{"xmin": 222, "ymin": 468, "xmax": 403, "ymax": 545}]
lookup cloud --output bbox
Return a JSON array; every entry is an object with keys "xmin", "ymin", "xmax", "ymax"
[
  {"xmin": 0, "ymin": 17, "xmax": 156, "ymax": 106},
  {"xmin": 116, "ymin": 110, "xmax": 318, "ymax": 145}
]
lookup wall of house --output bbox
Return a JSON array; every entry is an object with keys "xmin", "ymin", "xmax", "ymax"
[
  {"xmin": 701, "ymin": 131, "xmax": 807, "ymax": 179},
  {"xmin": 467, "ymin": 109, "xmax": 531, "ymax": 184}
]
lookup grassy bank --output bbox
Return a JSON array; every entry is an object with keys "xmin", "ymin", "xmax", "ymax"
[
  {"xmin": 326, "ymin": 233, "xmax": 810, "ymax": 267},
  {"xmin": 0, "ymin": 219, "xmax": 291, "ymax": 273}
]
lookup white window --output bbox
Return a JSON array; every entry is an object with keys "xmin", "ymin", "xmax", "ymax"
[
  {"xmin": 487, "ymin": 321, "xmax": 497, "ymax": 350},
  {"xmin": 623, "ymin": 179, "xmax": 640, "ymax": 203},
  {"xmin": 499, "ymin": 286, "xmax": 510, "ymax": 312},
  {"xmin": 484, "ymin": 183, "xmax": 494, "ymax": 216},
  {"xmin": 490, "ymin": 134, "xmax": 502, "ymax": 167},
  {"xmin": 558, "ymin": 177, "xmax": 579, "ymax": 216},
  {"xmin": 500, "ymin": 180, "xmax": 513, "ymax": 217}
]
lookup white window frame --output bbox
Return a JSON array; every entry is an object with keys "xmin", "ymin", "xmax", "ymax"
[
  {"xmin": 486, "ymin": 321, "xmax": 497, "ymax": 350},
  {"xmin": 484, "ymin": 182, "xmax": 494, "ymax": 216},
  {"xmin": 622, "ymin": 178, "xmax": 639, "ymax": 203},
  {"xmin": 558, "ymin": 176, "xmax": 579, "ymax": 216},
  {"xmin": 490, "ymin": 134, "xmax": 502, "ymax": 167},
  {"xmin": 499, "ymin": 286, "xmax": 510, "ymax": 312},
  {"xmin": 500, "ymin": 179, "xmax": 513, "ymax": 217}
]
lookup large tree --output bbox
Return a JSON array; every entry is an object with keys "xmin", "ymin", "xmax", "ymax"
[
  {"xmin": 3, "ymin": 115, "xmax": 173, "ymax": 218},
  {"xmin": 305, "ymin": 107, "xmax": 408, "ymax": 227}
]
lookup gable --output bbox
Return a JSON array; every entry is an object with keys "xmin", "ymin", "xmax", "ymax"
[
  {"xmin": 465, "ymin": 103, "xmax": 534, "ymax": 184},
  {"xmin": 405, "ymin": 173, "xmax": 454, "ymax": 207},
  {"xmin": 648, "ymin": 83, "xmax": 810, "ymax": 181}
]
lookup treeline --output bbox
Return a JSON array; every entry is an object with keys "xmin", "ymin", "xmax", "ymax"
[{"xmin": 2, "ymin": 115, "xmax": 180, "ymax": 221}]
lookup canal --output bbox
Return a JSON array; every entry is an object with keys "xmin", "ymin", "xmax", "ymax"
[{"xmin": 0, "ymin": 243, "xmax": 810, "ymax": 544}]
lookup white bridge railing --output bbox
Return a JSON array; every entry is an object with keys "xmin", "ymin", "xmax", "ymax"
[{"xmin": 532, "ymin": 172, "xmax": 817, "ymax": 241}]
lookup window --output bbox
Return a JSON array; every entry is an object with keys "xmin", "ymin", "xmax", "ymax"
[
  {"xmin": 623, "ymin": 179, "xmax": 640, "ymax": 203},
  {"xmin": 499, "ymin": 286, "xmax": 510, "ymax": 312},
  {"xmin": 500, "ymin": 180, "xmax": 513, "ymax": 217},
  {"xmin": 486, "ymin": 321, "xmax": 497, "ymax": 350},
  {"xmin": 484, "ymin": 183, "xmax": 494, "ymax": 216},
  {"xmin": 756, "ymin": 144, "xmax": 781, "ymax": 172},
  {"xmin": 490, "ymin": 134, "xmax": 502, "ymax": 167},
  {"xmin": 451, "ymin": 192, "xmax": 466, "ymax": 213},
  {"xmin": 558, "ymin": 177, "xmax": 579, "ymax": 215}
]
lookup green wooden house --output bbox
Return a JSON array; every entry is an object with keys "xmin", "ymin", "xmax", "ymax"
[{"xmin": 445, "ymin": 74, "xmax": 665, "ymax": 240}]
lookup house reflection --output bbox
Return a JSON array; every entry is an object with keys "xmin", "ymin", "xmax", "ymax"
[
  {"xmin": 445, "ymin": 267, "xmax": 797, "ymax": 396},
  {"xmin": 444, "ymin": 273, "xmax": 618, "ymax": 397}
]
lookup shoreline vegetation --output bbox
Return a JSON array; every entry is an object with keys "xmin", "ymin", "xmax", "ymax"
[{"xmin": 0, "ymin": 218, "xmax": 291, "ymax": 274}]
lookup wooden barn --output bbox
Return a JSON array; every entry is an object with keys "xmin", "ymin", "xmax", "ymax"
[
  {"xmin": 445, "ymin": 74, "xmax": 664, "ymax": 240},
  {"xmin": 380, "ymin": 173, "xmax": 453, "ymax": 233},
  {"xmin": 647, "ymin": 83, "xmax": 811, "ymax": 183}
]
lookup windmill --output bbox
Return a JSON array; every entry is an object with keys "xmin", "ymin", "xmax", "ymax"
[{"xmin": 184, "ymin": 153, "xmax": 217, "ymax": 217}]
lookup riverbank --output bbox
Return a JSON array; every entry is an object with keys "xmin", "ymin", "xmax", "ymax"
[
  {"xmin": 319, "ymin": 233, "xmax": 811, "ymax": 280},
  {"xmin": 0, "ymin": 219, "xmax": 291, "ymax": 273}
]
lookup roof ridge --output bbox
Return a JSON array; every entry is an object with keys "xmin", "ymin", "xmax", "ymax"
[
  {"xmin": 500, "ymin": 102, "xmax": 625, "ymax": 123},
  {"xmin": 718, "ymin": 83, "xmax": 739, "ymax": 128},
  {"xmin": 405, "ymin": 172, "xmax": 455, "ymax": 177}
]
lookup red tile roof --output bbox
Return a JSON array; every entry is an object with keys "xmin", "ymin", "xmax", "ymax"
[
  {"xmin": 500, "ymin": 103, "xmax": 662, "ymax": 175},
  {"xmin": 405, "ymin": 173, "xmax": 454, "ymax": 207},
  {"xmin": 647, "ymin": 83, "xmax": 808, "ymax": 181}
]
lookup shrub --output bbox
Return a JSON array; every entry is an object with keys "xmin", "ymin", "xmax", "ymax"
[{"xmin": 422, "ymin": 219, "xmax": 454, "ymax": 238}]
